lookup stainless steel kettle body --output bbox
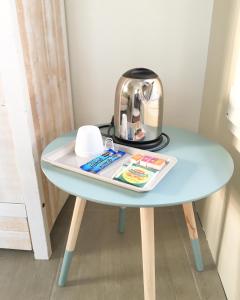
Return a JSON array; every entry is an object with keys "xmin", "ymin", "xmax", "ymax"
[{"xmin": 114, "ymin": 68, "xmax": 163, "ymax": 143}]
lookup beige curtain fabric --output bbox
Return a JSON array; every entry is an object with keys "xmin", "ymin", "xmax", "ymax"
[
  {"xmin": 229, "ymin": 85, "xmax": 240, "ymax": 138},
  {"xmin": 228, "ymin": 4, "xmax": 240, "ymax": 145}
]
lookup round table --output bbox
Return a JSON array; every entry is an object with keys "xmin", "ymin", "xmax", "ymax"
[{"xmin": 41, "ymin": 127, "xmax": 233, "ymax": 300}]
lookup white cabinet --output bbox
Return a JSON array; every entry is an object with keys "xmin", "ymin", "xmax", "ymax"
[
  {"xmin": 0, "ymin": 203, "xmax": 31, "ymax": 250},
  {"xmin": 0, "ymin": 0, "xmax": 73, "ymax": 259}
]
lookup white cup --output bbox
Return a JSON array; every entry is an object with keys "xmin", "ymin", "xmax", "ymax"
[{"xmin": 75, "ymin": 125, "xmax": 104, "ymax": 158}]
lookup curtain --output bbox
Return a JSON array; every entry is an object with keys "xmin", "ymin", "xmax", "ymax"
[
  {"xmin": 228, "ymin": 6, "xmax": 240, "ymax": 150},
  {"xmin": 229, "ymin": 84, "xmax": 240, "ymax": 139}
]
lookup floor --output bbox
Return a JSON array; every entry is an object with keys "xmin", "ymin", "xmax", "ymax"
[{"xmin": 0, "ymin": 197, "xmax": 226, "ymax": 300}]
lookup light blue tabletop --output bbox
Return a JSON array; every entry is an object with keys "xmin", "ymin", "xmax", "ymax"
[{"xmin": 41, "ymin": 127, "xmax": 234, "ymax": 207}]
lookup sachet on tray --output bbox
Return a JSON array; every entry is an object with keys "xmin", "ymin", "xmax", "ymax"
[
  {"xmin": 113, "ymin": 163, "xmax": 159, "ymax": 188},
  {"xmin": 80, "ymin": 149, "xmax": 125, "ymax": 173},
  {"xmin": 113, "ymin": 153, "xmax": 167, "ymax": 188},
  {"xmin": 80, "ymin": 148, "xmax": 168, "ymax": 188}
]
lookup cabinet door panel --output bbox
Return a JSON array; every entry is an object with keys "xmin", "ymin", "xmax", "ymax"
[{"xmin": 0, "ymin": 107, "xmax": 24, "ymax": 203}]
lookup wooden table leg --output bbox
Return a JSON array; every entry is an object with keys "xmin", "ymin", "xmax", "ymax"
[
  {"xmin": 118, "ymin": 207, "xmax": 126, "ymax": 233},
  {"xmin": 182, "ymin": 202, "xmax": 204, "ymax": 271},
  {"xmin": 140, "ymin": 207, "xmax": 156, "ymax": 300},
  {"xmin": 58, "ymin": 197, "xmax": 86, "ymax": 286}
]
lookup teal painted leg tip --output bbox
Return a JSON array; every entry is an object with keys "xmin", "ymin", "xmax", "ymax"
[
  {"xmin": 191, "ymin": 239, "xmax": 204, "ymax": 272},
  {"xmin": 58, "ymin": 251, "xmax": 74, "ymax": 287},
  {"xmin": 58, "ymin": 279, "xmax": 65, "ymax": 287},
  {"xmin": 118, "ymin": 207, "xmax": 126, "ymax": 234}
]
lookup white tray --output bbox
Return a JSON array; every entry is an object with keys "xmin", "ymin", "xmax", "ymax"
[{"xmin": 42, "ymin": 139, "xmax": 177, "ymax": 192}]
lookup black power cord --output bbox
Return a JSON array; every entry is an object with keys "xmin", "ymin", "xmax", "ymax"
[{"xmin": 98, "ymin": 123, "xmax": 114, "ymax": 137}]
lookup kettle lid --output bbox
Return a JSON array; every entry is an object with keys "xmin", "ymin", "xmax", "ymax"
[{"xmin": 122, "ymin": 68, "xmax": 158, "ymax": 79}]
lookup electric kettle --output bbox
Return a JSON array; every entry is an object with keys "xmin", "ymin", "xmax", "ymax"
[{"xmin": 114, "ymin": 68, "xmax": 164, "ymax": 147}]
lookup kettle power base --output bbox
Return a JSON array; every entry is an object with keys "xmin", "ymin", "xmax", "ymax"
[
  {"xmin": 42, "ymin": 137, "xmax": 177, "ymax": 193},
  {"xmin": 112, "ymin": 135, "xmax": 169, "ymax": 151},
  {"xmin": 99, "ymin": 124, "xmax": 170, "ymax": 151}
]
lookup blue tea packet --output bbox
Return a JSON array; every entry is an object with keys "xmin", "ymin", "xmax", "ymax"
[
  {"xmin": 90, "ymin": 150, "xmax": 125, "ymax": 173},
  {"xmin": 80, "ymin": 149, "xmax": 116, "ymax": 172}
]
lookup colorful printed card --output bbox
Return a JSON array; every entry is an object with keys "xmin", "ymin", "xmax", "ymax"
[{"xmin": 113, "ymin": 163, "xmax": 159, "ymax": 188}]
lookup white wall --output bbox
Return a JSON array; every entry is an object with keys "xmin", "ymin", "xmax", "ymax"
[
  {"xmin": 197, "ymin": 1, "xmax": 240, "ymax": 299},
  {"xmin": 65, "ymin": 0, "xmax": 213, "ymax": 131}
]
